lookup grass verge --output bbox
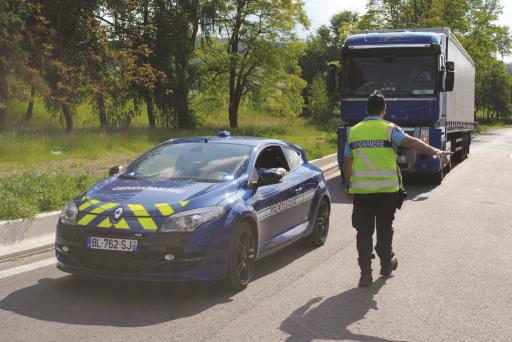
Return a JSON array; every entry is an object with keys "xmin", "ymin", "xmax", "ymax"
[{"xmin": 0, "ymin": 172, "xmax": 97, "ymax": 220}]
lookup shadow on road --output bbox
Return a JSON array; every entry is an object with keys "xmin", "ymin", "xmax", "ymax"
[
  {"xmin": 0, "ymin": 275, "xmax": 233, "ymax": 327},
  {"xmin": 0, "ymin": 237, "xmax": 320, "ymax": 328},
  {"xmin": 280, "ymin": 277, "xmax": 408, "ymax": 342}
]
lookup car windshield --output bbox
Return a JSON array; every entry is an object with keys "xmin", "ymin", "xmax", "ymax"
[
  {"xmin": 344, "ymin": 55, "xmax": 436, "ymax": 96},
  {"xmin": 123, "ymin": 142, "xmax": 253, "ymax": 182}
]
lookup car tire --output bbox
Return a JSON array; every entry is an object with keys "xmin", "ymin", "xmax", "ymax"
[
  {"xmin": 306, "ymin": 198, "xmax": 330, "ymax": 247},
  {"xmin": 224, "ymin": 222, "xmax": 257, "ymax": 291}
]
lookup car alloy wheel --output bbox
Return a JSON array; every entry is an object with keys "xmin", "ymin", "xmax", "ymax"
[
  {"xmin": 307, "ymin": 198, "xmax": 330, "ymax": 247},
  {"xmin": 225, "ymin": 223, "xmax": 256, "ymax": 291}
]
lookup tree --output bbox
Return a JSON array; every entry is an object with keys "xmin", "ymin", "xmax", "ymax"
[
  {"xmin": 149, "ymin": 0, "xmax": 219, "ymax": 128},
  {"xmin": 0, "ymin": 0, "xmax": 29, "ymax": 130},
  {"xmin": 213, "ymin": 0, "xmax": 308, "ymax": 128},
  {"xmin": 299, "ymin": 11, "xmax": 358, "ymax": 115},
  {"xmin": 33, "ymin": 0, "xmax": 101, "ymax": 132},
  {"xmin": 308, "ymin": 74, "xmax": 330, "ymax": 123}
]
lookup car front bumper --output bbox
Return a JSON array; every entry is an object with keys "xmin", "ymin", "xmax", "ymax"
[{"xmin": 55, "ymin": 223, "xmax": 226, "ymax": 281}]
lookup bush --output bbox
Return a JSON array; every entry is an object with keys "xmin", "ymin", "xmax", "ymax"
[
  {"xmin": 308, "ymin": 75, "xmax": 331, "ymax": 123},
  {"xmin": 0, "ymin": 172, "xmax": 97, "ymax": 220}
]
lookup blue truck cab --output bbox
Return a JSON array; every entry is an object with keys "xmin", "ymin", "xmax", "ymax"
[{"xmin": 337, "ymin": 29, "xmax": 475, "ymax": 183}]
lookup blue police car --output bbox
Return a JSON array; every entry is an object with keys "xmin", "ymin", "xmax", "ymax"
[{"xmin": 56, "ymin": 132, "xmax": 331, "ymax": 290}]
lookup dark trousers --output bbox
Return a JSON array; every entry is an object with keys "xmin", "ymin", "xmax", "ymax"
[{"xmin": 352, "ymin": 192, "xmax": 398, "ymax": 272}]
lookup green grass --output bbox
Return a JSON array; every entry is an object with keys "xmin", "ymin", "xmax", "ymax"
[
  {"xmin": 1, "ymin": 98, "xmax": 338, "ymax": 171},
  {"xmin": 0, "ymin": 172, "xmax": 97, "ymax": 220},
  {"xmin": 0, "ymin": 98, "xmax": 339, "ymax": 220},
  {"xmin": 476, "ymin": 119, "xmax": 512, "ymax": 133}
]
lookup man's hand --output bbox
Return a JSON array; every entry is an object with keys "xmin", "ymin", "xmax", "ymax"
[{"xmin": 435, "ymin": 150, "xmax": 452, "ymax": 167}]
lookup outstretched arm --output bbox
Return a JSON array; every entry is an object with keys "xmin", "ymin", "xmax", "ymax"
[{"xmin": 400, "ymin": 135, "xmax": 451, "ymax": 166}]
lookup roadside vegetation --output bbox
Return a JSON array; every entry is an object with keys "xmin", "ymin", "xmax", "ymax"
[
  {"xmin": 1, "ymin": 0, "xmax": 512, "ymax": 220},
  {"xmin": 0, "ymin": 172, "xmax": 96, "ymax": 220}
]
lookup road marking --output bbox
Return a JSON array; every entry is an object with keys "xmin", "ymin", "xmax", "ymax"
[{"xmin": 0, "ymin": 257, "xmax": 56, "ymax": 280}]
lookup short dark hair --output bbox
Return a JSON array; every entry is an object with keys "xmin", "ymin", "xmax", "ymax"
[{"xmin": 367, "ymin": 90, "xmax": 386, "ymax": 115}]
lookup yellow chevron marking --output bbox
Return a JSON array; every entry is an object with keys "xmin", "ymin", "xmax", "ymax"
[
  {"xmin": 97, "ymin": 217, "xmax": 113, "ymax": 228},
  {"xmin": 128, "ymin": 204, "xmax": 150, "ymax": 217},
  {"xmin": 79, "ymin": 199, "xmax": 100, "ymax": 211},
  {"xmin": 180, "ymin": 200, "xmax": 189, "ymax": 207},
  {"xmin": 90, "ymin": 202, "xmax": 119, "ymax": 214},
  {"xmin": 155, "ymin": 203, "xmax": 174, "ymax": 216},
  {"xmin": 77, "ymin": 214, "xmax": 97, "ymax": 226},
  {"xmin": 138, "ymin": 217, "xmax": 157, "ymax": 230},
  {"xmin": 114, "ymin": 218, "xmax": 130, "ymax": 229}
]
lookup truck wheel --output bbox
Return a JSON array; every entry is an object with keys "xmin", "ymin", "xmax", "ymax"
[
  {"xmin": 463, "ymin": 133, "xmax": 470, "ymax": 160},
  {"xmin": 431, "ymin": 168, "xmax": 444, "ymax": 185},
  {"xmin": 224, "ymin": 223, "xmax": 256, "ymax": 292}
]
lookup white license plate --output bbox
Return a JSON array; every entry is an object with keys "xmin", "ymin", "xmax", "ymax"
[{"xmin": 87, "ymin": 237, "xmax": 138, "ymax": 252}]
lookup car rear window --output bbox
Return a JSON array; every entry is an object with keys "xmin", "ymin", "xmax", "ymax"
[{"xmin": 124, "ymin": 143, "xmax": 253, "ymax": 182}]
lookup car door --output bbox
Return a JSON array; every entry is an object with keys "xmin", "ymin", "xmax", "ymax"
[
  {"xmin": 252, "ymin": 145, "xmax": 304, "ymax": 246},
  {"xmin": 281, "ymin": 146, "xmax": 313, "ymax": 225}
]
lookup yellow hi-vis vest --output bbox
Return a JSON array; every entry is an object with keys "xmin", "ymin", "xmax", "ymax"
[{"xmin": 348, "ymin": 119, "xmax": 400, "ymax": 194}]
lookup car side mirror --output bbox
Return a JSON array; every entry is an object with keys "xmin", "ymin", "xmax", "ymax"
[
  {"xmin": 257, "ymin": 169, "xmax": 284, "ymax": 187},
  {"xmin": 109, "ymin": 165, "xmax": 123, "ymax": 176}
]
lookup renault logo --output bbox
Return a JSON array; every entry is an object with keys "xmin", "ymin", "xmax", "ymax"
[{"xmin": 112, "ymin": 207, "xmax": 124, "ymax": 223}]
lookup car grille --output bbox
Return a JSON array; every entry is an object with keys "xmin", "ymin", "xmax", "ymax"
[{"xmin": 68, "ymin": 249, "xmax": 205, "ymax": 274}]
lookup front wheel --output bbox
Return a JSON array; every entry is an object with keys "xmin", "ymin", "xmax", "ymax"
[
  {"xmin": 306, "ymin": 198, "xmax": 331, "ymax": 247},
  {"xmin": 224, "ymin": 223, "xmax": 257, "ymax": 291},
  {"xmin": 431, "ymin": 167, "xmax": 444, "ymax": 185}
]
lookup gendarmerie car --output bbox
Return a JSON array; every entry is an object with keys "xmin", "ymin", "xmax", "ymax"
[{"xmin": 56, "ymin": 132, "xmax": 331, "ymax": 290}]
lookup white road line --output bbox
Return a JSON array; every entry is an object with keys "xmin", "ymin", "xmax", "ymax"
[{"xmin": 0, "ymin": 257, "xmax": 56, "ymax": 280}]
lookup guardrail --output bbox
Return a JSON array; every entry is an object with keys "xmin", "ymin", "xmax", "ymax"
[{"xmin": 0, "ymin": 153, "xmax": 338, "ymax": 261}]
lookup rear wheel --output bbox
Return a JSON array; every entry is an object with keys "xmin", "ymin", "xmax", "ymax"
[
  {"xmin": 224, "ymin": 223, "xmax": 256, "ymax": 291},
  {"xmin": 306, "ymin": 198, "xmax": 330, "ymax": 247}
]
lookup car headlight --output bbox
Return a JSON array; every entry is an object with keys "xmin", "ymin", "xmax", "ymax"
[
  {"xmin": 160, "ymin": 207, "xmax": 225, "ymax": 232},
  {"xmin": 60, "ymin": 200, "xmax": 78, "ymax": 225}
]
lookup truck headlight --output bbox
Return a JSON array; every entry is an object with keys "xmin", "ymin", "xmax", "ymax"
[
  {"xmin": 60, "ymin": 200, "xmax": 78, "ymax": 225},
  {"xmin": 420, "ymin": 127, "xmax": 430, "ymax": 144},
  {"xmin": 160, "ymin": 207, "xmax": 225, "ymax": 232}
]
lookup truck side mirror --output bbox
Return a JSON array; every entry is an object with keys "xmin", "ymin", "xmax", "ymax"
[{"xmin": 445, "ymin": 61, "xmax": 455, "ymax": 92}]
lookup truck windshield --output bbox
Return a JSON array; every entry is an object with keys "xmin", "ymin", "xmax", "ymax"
[{"xmin": 343, "ymin": 56, "xmax": 436, "ymax": 96}]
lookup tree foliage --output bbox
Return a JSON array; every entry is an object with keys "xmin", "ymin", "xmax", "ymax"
[{"xmin": 0, "ymin": 0, "xmax": 510, "ymax": 132}]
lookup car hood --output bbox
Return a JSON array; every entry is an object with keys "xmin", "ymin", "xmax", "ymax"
[{"xmin": 74, "ymin": 176, "xmax": 239, "ymax": 232}]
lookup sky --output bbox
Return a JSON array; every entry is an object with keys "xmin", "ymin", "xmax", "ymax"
[{"xmin": 300, "ymin": 0, "xmax": 512, "ymax": 62}]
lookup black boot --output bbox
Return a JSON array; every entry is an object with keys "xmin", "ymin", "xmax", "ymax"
[
  {"xmin": 358, "ymin": 270, "xmax": 373, "ymax": 287},
  {"xmin": 380, "ymin": 257, "xmax": 398, "ymax": 277}
]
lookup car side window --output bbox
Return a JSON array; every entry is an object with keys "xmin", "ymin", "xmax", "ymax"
[
  {"xmin": 282, "ymin": 148, "xmax": 302, "ymax": 171},
  {"xmin": 255, "ymin": 146, "xmax": 290, "ymax": 172}
]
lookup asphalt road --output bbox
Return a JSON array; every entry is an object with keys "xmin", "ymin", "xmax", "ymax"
[{"xmin": 1, "ymin": 128, "xmax": 511, "ymax": 342}]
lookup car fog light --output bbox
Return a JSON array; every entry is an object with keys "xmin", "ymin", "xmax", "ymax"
[
  {"xmin": 164, "ymin": 254, "xmax": 175, "ymax": 261},
  {"xmin": 62, "ymin": 246, "xmax": 70, "ymax": 253}
]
